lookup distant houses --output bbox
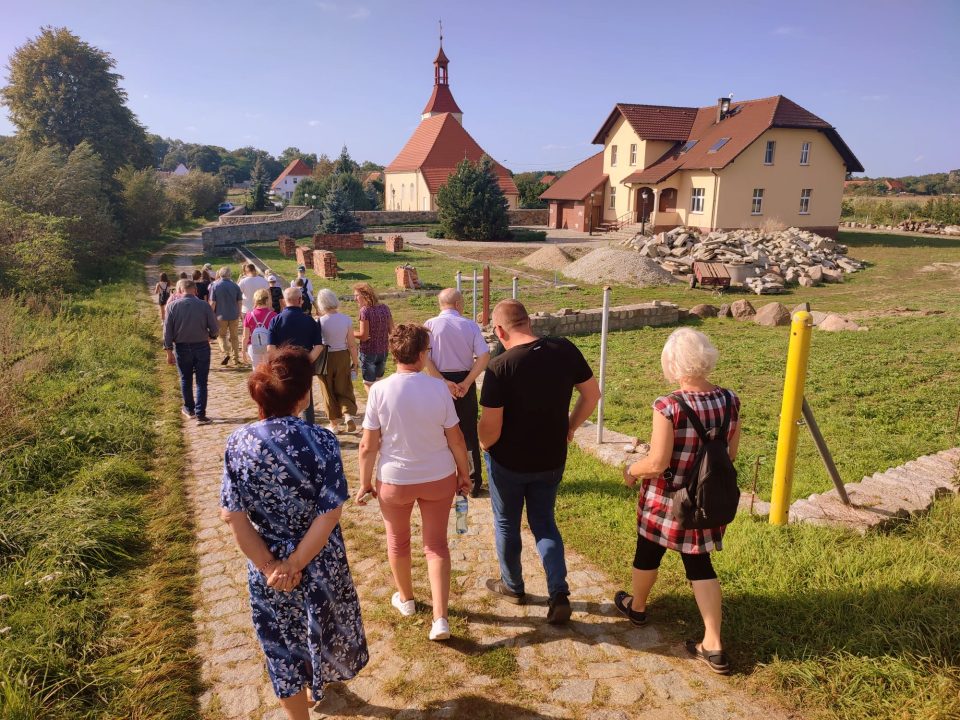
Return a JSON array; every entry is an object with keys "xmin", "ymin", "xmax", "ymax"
[
  {"xmin": 270, "ymin": 159, "xmax": 313, "ymax": 201},
  {"xmin": 543, "ymin": 95, "xmax": 863, "ymax": 236}
]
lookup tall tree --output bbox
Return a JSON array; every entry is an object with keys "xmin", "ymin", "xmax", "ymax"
[
  {"xmin": 248, "ymin": 157, "xmax": 269, "ymax": 210},
  {"xmin": 279, "ymin": 146, "xmax": 318, "ymax": 169},
  {"xmin": 319, "ymin": 181, "xmax": 362, "ymax": 234},
  {"xmin": 334, "ymin": 145, "xmax": 358, "ymax": 176},
  {"xmin": 436, "ymin": 156, "xmax": 509, "ymax": 241},
  {"xmin": 1, "ymin": 27, "xmax": 151, "ymax": 175}
]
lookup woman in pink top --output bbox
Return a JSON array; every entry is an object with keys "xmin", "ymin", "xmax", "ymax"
[{"xmin": 242, "ymin": 289, "xmax": 278, "ymax": 368}]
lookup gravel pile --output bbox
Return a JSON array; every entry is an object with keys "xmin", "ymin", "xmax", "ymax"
[
  {"xmin": 562, "ymin": 248, "xmax": 678, "ymax": 287},
  {"xmin": 520, "ymin": 245, "xmax": 574, "ymax": 271}
]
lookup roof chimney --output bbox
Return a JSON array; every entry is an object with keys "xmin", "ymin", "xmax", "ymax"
[{"xmin": 716, "ymin": 95, "xmax": 732, "ymax": 123}]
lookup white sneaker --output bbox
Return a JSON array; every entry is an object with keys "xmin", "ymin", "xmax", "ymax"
[
  {"xmin": 344, "ymin": 416, "xmax": 357, "ymax": 433},
  {"xmin": 429, "ymin": 617, "xmax": 450, "ymax": 641},
  {"xmin": 326, "ymin": 422, "xmax": 340, "ymax": 435},
  {"xmin": 391, "ymin": 592, "xmax": 416, "ymax": 617}
]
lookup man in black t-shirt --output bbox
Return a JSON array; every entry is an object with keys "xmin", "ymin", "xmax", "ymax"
[{"xmin": 478, "ymin": 300, "xmax": 600, "ymax": 624}]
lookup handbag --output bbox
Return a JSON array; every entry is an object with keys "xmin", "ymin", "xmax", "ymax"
[{"xmin": 314, "ymin": 345, "xmax": 330, "ymax": 376}]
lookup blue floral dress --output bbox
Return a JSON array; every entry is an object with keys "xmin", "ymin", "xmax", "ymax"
[{"xmin": 220, "ymin": 416, "xmax": 368, "ymax": 700}]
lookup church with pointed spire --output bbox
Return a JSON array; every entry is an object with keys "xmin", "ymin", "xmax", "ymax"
[{"xmin": 384, "ymin": 36, "xmax": 518, "ymax": 212}]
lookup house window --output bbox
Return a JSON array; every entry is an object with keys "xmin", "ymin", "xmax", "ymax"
[
  {"xmin": 690, "ymin": 188, "xmax": 705, "ymax": 214},
  {"xmin": 799, "ymin": 188, "xmax": 812, "ymax": 214},
  {"xmin": 800, "ymin": 142, "xmax": 811, "ymax": 165},
  {"xmin": 707, "ymin": 137, "xmax": 730, "ymax": 153},
  {"xmin": 610, "ymin": 145, "xmax": 618, "ymax": 166},
  {"xmin": 629, "ymin": 144, "xmax": 637, "ymax": 166},
  {"xmin": 609, "ymin": 186, "xmax": 617, "ymax": 209},
  {"xmin": 293, "ymin": 178, "xmax": 298, "ymax": 184},
  {"xmin": 764, "ymin": 140, "xmax": 776, "ymax": 165},
  {"xmin": 751, "ymin": 188, "xmax": 764, "ymax": 215},
  {"xmin": 680, "ymin": 140, "xmax": 698, "ymax": 153}
]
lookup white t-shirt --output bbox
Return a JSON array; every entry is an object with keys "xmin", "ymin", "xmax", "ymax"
[
  {"xmin": 362, "ymin": 371, "xmax": 460, "ymax": 484},
  {"xmin": 238, "ymin": 275, "xmax": 270, "ymax": 314},
  {"xmin": 319, "ymin": 312, "xmax": 353, "ymax": 351}
]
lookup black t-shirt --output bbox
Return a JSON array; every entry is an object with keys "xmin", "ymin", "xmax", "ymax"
[
  {"xmin": 480, "ymin": 336, "xmax": 593, "ymax": 473},
  {"xmin": 195, "ymin": 280, "xmax": 209, "ymax": 302}
]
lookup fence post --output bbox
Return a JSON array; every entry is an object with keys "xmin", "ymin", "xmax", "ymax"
[
  {"xmin": 769, "ymin": 311, "xmax": 814, "ymax": 525},
  {"xmin": 455, "ymin": 270, "xmax": 462, "ymax": 293},
  {"xmin": 512, "ymin": 276, "xmax": 519, "ymax": 300},
  {"xmin": 596, "ymin": 285, "xmax": 611, "ymax": 444},
  {"xmin": 481, "ymin": 266, "xmax": 491, "ymax": 326},
  {"xmin": 472, "ymin": 269, "xmax": 477, "ymax": 323}
]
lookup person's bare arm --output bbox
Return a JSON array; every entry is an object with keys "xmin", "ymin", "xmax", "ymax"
[
  {"xmin": 286, "ymin": 506, "xmax": 343, "ymax": 572},
  {"xmin": 220, "ymin": 509, "xmax": 299, "ymax": 591},
  {"xmin": 623, "ymin": 411, "xmax": 674, "ymax": 486},
  {"xmin": 728, "ymin": 424, "xmax": 741, "ymax": 462},
  {"xmin": 354, "ymin": 318, "xmax": 370, "ymax": 342},
  {"xmin": 478, "ymin": 406, "xmax": 503, "ymax": 451},
  {"xmin": 444, "ymin": 424, "xmax": 472, "ymax": 495},
  {"xmin": 308, "ymin": 345, "xmax": 323, "ymax": 363},
  {"xmin": 424, "ymin": 355, "xmax": 461, "ymax": 397},
  {"xmin": 347, "ymin": 322, "xmax": 359, "ymax": 368},
  {"xmin": 457, "ymin": 352, "xmax": 489, "ymax": 396},
  {"xmin": 356, "ymin": 428, "xmax": 380, "ymax": 503},
  {"xmin": 567, "ymin": 376, "xmax": 601, "ymax": 442},
  {"xmin": 241, "ymin": 323, "xmax": 251, "ymax": 349}
]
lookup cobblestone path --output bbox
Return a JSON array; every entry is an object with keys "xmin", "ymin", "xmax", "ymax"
[{"xmin": 148, "ymin": 232, "xmax": 793, "ymax": 719}]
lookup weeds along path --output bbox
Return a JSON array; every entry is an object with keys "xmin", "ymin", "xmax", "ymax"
[{"xmin": 149, "ymin": 230, "xmax": 792, "ymax": 719}]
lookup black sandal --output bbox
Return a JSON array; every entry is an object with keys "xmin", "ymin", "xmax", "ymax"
[
  {"xmin": 685, "ymin": 639, "xmax": 731, "ymax": 675},
  {"xmin": 613, "ymin": 591, "xmax": 648, "ymax": 626}
]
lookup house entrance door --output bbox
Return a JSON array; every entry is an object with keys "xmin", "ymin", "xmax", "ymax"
[{"xmin": 636, "ymin": 187, "xmax": 654, "ymax": 223}]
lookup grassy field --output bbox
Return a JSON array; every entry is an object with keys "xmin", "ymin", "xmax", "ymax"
[{"xmin": 0, "ymin": 239, "xmax": 199, "ymax": 718}]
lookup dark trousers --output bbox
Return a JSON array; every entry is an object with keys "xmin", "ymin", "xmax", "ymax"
[
  {"xmin": 441, "ymin": 370, "xmax": 482, "ymax": 489},
  {"xmin": 174, "ymin": 342, "xmax": 211, "ymax": 416},
  {"xmin": 302, "ymin": 386, "xmax": 316, "ymax": 425}
]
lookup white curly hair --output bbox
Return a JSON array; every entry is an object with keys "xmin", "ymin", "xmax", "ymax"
[{"xmin": 660, "ymin": 327, "xmax": 719, "ymax": 383}]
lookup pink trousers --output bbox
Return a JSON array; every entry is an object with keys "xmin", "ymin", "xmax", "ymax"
[{"xmin": 377, "ymin": 474, "xmax": 456, "ymax": 562}]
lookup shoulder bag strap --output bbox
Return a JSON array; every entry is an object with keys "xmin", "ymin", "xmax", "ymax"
[{"xmin": 670, "ymin": 393, "xmax": 711, "ymax": 444}]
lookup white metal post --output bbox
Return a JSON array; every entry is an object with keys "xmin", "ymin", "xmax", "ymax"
[
  {"xmin": 512, "ymin": 276, "xmax": 518, "ymax": 299},
  {"xmin": 472, "ymin": 269, "xmax": 478, "ymax": 322},
  {"xmin": 597, "ymin": 285, "xmax": 611, "ymax": 444},
  {"xmin": 455, "ymin": 270, "xmax": 462, "ymax": 293}
]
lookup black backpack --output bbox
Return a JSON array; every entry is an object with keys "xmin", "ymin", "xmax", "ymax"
[{"xmin": 669, "ymin": 391, "xmax": 740, "ymax": 530}]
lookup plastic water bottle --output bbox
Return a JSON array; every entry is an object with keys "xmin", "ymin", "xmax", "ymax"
[{"xmin": 454, "ymin": 494, "xmax": 468, "ymax": 534}]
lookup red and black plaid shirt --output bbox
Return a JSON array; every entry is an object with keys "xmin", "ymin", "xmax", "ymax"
[{"xmin": 637, "ymin": 388, "xmax": 741, "ymax": 554}]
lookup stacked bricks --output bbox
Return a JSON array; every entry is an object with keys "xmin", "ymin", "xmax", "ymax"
[
  {"xmin": 295, "ymin": 246, "xmax": 314, "ymax": 269},
  {"xmin": 278, "ymin": 235, "xmax": 297, "ymax": 256},
  {"xmin": 385, "ymin": 235, "xmax": 404, "ymax": 252},
  {"xmin": 313, "ymin": 250, "xmax": 338, "ymax": 279},
  {"xmin": 395, "ymin": 265, "xmax": 421, "ymax": 289},
  {"xmin": 313, "ymin": 232, "xmax": 364, "ymax": 251},
  {"xmin": 527, "ymin": 302, "xmax": 680, "ymax": 337}
]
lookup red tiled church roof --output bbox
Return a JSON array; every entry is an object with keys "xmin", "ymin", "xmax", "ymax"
[
  {"xmin": 386, "ymin": 113, "xmax": 518, "ymax": 196},
  {"xmin": 270, "ymin": 158, "xmax": 313, "ymax": 189},
  {"xmin": 421, "ymin": 83, "xmax": 462, "ymax": 116},
  {"xmin": 539, "ymin": 152, "xmax": 606, "ymax": 201},
  {"xmin": 614, "ymin": 95, "xmax": 863, "ymax": 185}
]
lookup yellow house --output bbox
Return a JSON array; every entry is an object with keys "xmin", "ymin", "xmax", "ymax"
[
  {"xmin": 543, "ymin": 95, "xmax": 863, "ymax": 237},
  {"xmin": 384, "ymin": 42, "xmax": 518, "ymax": 212}
]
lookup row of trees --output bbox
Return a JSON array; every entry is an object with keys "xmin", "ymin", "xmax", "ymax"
[
  {"xmin": 0, "ymin": 27, "xmax": 224, "ymax": 290},
  {"xmin": 845, "ymin": 170, "xmax": 960, "ymax": 197}
]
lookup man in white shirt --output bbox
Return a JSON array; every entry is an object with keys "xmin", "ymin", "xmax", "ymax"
[
  {"xmin": 424, "ymin": 288, "xmax": 490, "ymax": 497},
  {"xmin": 238, "ymin": 263, "xmax": 269, "ymax": 315}
]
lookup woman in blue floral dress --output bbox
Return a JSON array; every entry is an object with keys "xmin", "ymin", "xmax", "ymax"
[{"xmin": 220, "ymin": 346, "xmax": 368, "ymax": 719}]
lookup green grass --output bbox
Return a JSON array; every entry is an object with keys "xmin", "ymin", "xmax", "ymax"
[
  {"xmin": 557, "ymin": 448, "xmax": 960, "ymax": 720},
  {"xmin": 0, "ymin": 252, "xmax": 199, "ymax": 717}
]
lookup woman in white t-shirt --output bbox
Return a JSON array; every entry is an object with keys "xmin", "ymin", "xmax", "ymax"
[
  {"xmin": 317, "ymin": 289, "xmax": 360, "ymax": 434},
  {"xmin": 356, "ymin": 324, "xmax": 471, "ymax": 642}
]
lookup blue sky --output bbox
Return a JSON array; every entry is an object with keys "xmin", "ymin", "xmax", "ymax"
[{"xmin": 1, "ymin": 0, "xmax": 958, "ymax": 177}]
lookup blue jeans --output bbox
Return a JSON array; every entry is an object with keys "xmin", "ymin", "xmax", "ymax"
[
  {"xmin": 359, "ymin": 352, "xmax": 387, "ymax": 383},
  {"xmin": 484, "ymin": 453, "xmax": 569, "ymax": 598},
  {"xmin": 174, "ymin": 342, "xmax": 211, "ymax": 416}
]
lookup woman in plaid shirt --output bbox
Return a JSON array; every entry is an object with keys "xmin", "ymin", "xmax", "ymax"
[{"xmin": 616, "ymin": 328, "xmax": 741, "ymax": 674}]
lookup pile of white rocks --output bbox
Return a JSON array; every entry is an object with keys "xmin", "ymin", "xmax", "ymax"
[{"xmin": 622, "ymin": 226, "xmax": 865, "ymax": 294}]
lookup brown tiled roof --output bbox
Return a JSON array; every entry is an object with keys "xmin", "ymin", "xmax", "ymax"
[
  {"xmin": 592, "ymin": 103, "xmax": 700, "ymax": 144},
  {"xmin": 385, "ymin": 113, "xmax": 518, "ymax": 196},
  {"xmin": 364, "ymin": 171, "xmax": 383, "ymax": 185},
  {"xmin": 619, "ymin": 95, "xmax": 863, "ymax": 184},
  {"xmin": 270, "ymin": 158, "xmax": 313, "ymax": 189},
  {"xmin": 421, "ymin": 83, "xmax": 463, "ymax": 116},
  {"xmin": 539, "ymin": 152, "xmax": 606, "ymax": 201},
  {"xmin": 540, "ymin": 174, "xmax": 557, "ymax": 185}
]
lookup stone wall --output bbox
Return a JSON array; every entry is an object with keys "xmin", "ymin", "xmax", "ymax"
[
  {"xmin": 507, "ymin": 208, "xmax": 549, "ymax": 226},
  {"xmin": 202, "ymin": 208, "xmax": 320, "ymax": 252},
  {"xmin": 313, "ymin": 250, "xmax": 338, "ymax": 279},
  {"xmin": 529, "ymin": 302, "xmax": 679, "ymax": 337},
  {"xmin": 354, "ymin": 208, "xmax": 549, "ymax": 228}
]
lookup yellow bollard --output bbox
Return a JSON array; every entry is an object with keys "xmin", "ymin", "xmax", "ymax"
[{"xmin": 769, "ymin": 310, "xmax": 814, "ymax": 525}]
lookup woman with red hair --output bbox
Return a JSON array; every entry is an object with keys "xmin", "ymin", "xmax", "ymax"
[{"xmin": 220, "ymin": 346, "xmax": 367, "ymax": 719}]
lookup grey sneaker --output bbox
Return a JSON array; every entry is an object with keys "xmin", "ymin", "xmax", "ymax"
[{"xmin": 485, "ymin": 578, "xmax": 526, "ymax": 605}]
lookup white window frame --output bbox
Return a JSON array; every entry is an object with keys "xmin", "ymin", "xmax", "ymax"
[
  {"xmin": 629, "ymin": 143, "xmax": 637, "ymax": 166},
  {"xmin": 690, "ymin": 188, "xmax": 705, "ymax": 214},
  {"xmin": 610, "ymin": 145, "xmax": 618, "ymax": 167},
  {"xmin": 799, "ymin": 188, "xmax": 812, "ymax": 215},
  {"xmin": 764, "ymin": 140, "xmax": 776, "ymax": 165},
  {"xmin": 609, "ymin": 186, "xmax": 617, "ymax": 209},
  {"xmin": 800, "ymin": 142, "xmax": 811, "ymax": 165},
  {"xmin": 751, "ymin": 188, "xmax": 764, "ymax": 215}
]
